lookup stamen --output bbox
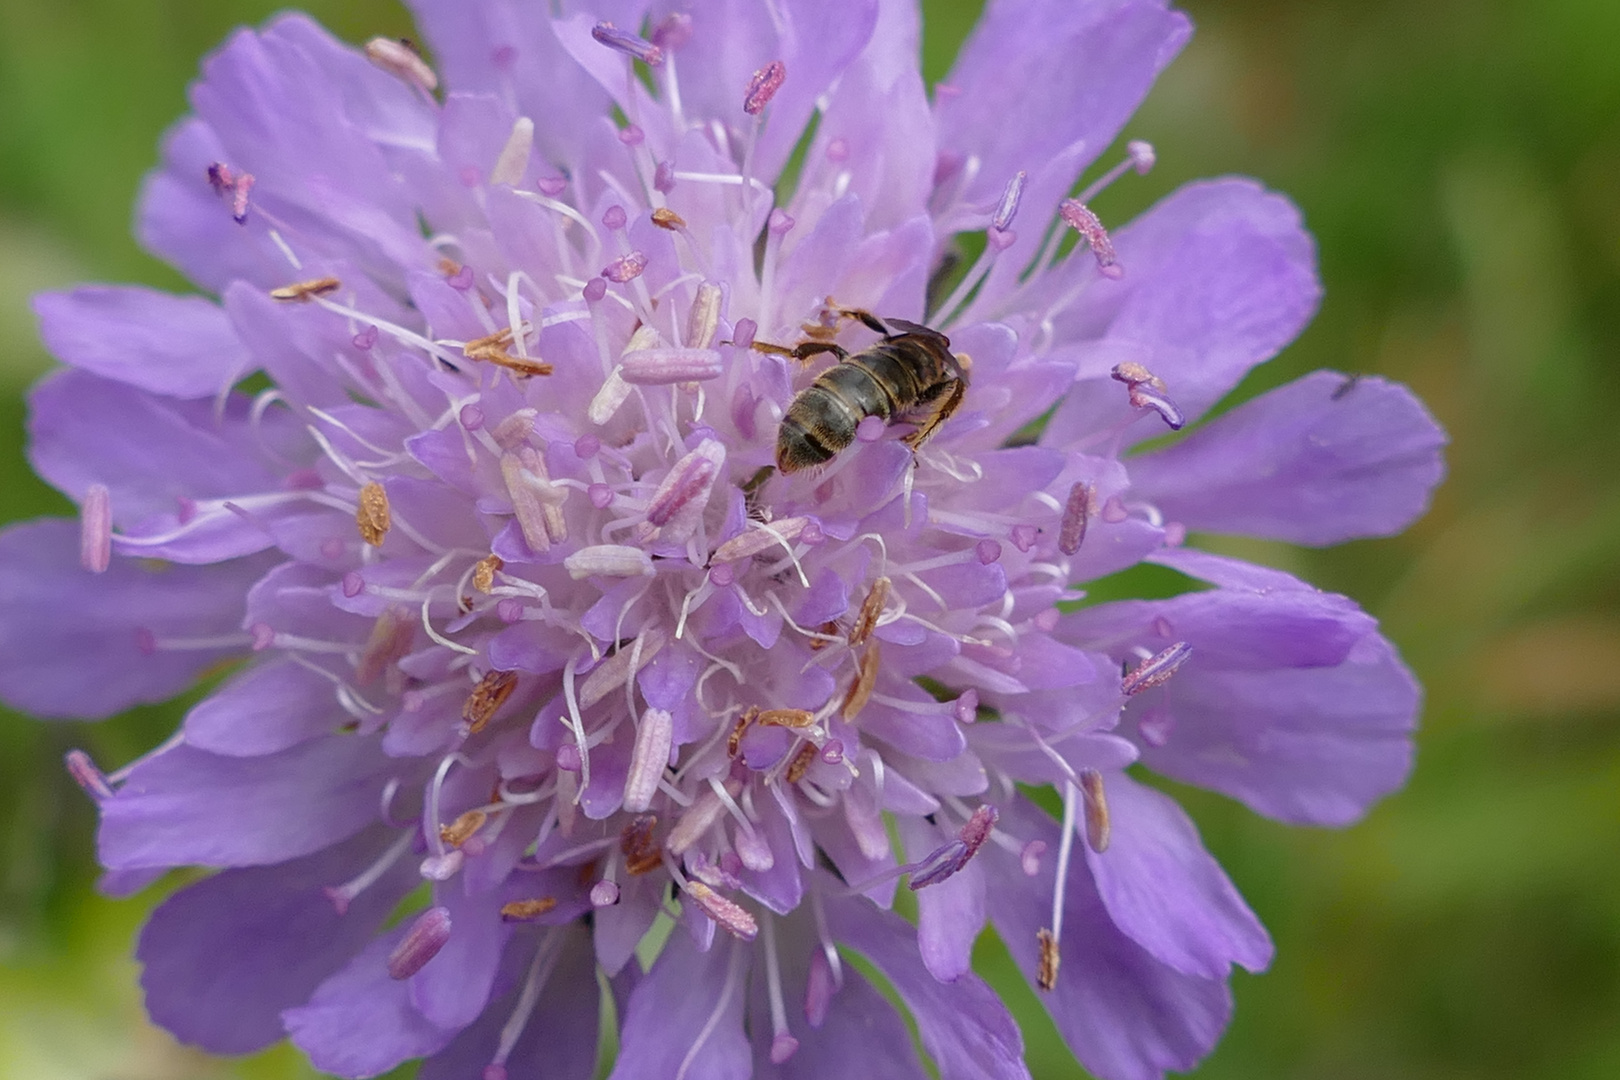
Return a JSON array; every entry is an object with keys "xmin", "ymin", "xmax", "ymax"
[
  {"xmin": 64, "ymin": 748, "xmax": 114, "ymax": 800},
  {"xmin": 439, "ymin": 809, "xmax": 487, "ymax": 849},
  {"xmin": 79, "ymin": 483, "xmax": 112, "ymax": 573},
  {"xmin": 909, "ymin": 803, "xmax": 998, "ymax": 889},
  {"xmin": 501, "ymin": 448, "xmax": 569, "ymax": 553},
  {"xmin": 687, "ymin": 283, "xmax": 723, "ymax": 349},
  {"xmin": 473, "ymin": 554, "xmax": 503, "ymax": 593},
  {"xmin": 1041, "ymin": 779, "xmax": 1081, "ymax": 992},
  {"xmin": 727, "ymin": 705, "xmax": 759, "ymax": 757},
  {"xmin": 757, "ymin": 708, "xmax": 815, "ymax": 729},
  {"xmin": 588, "ymin": 368, "xmax": 634, "ymax": 424},
  {"xmin": 654, "ymin": 160, "xmax": 677, "ymax": 193},
  {"xmin": 840, "ymin": 644, "xmax": 881, "ymax": 720},
  {"xmin": 499, "ymin": 897, "xmax": 558, "ymax": 922},
  {"xmin": 1036, "ymin": 927, "xmax": 1060, "ymax": 991},
  {"xmin": 387, "ymin": 906, "xmax": 452, "ymax": 979},
  {"xmin": 564, "ymin": 544, "xmax": 655, "ymax": 580},
  {"xmin": 1057, "ymin": 200, "xmax": 1123, "ymax": 279},
  {"xmin": 1120, "ymin": 641, "xmax": 1192, "ymax": 695},
  {"xmin": 849, "ymin": 576, "xmax": 891, "ymax": 646},
  {"xmin": 1079, "ymin": 769, "xmax": 1110, "ymax": 853},
  {"xmin": 710, "ymin": 516, "xmax": 810, "ymax": 563},
  {"xmin": 622, "ymin": 707, "xmax": 673, "ymax": 813},
  {"xmin": 602, "ymin": 251, "xmax": 649, "ymax": 284},
  {"xmin": 763, "ymin": 917, "xmax": 799, "ymax": 1063},
  {"xmin": 1057, "ymin": 481, "xmax": 1092, "ymax": 556},
  {"xmin": 651, "ymin": 207, "xmax": 686, "ymax": 230},
  {"xmin": 620, "ymin": 814, "xmax": 662, "ymax": 875},
  {"xmin": 804, "ymin": 946, "xmax": 834, "ymax": 1028},
  {"xmin": 356, "ymin": 482, "xmax": 390, "ymax": 547},
  {"xmin": 365, "ymin": 37, "xmax": 438, "ymax": 92},
  {"xmin": 620, "ymin": 346, "xmax": 723, "ymax": 384},
  {"xmin": 491, "ymin": 118, "xmax": 535, "ymax": 187},
  {"xmin": 591, "ymin": 22, "xmax": 663, "ymax": 66},
  {"xmin": 485, "ymin": 930, "xmax": 565, "ymax": 1080},
  {"xmin": 207, "ymin": 162, "xmax": 255, "ymax": 223},
  {"xmin": 355, "ymin": 608, "xmax": 414, "ymax": 686},
  {"xmin": 462, "ymin": 669, "xmax": 519, "ymax": 734},
  {"xmin": 270, "ymin": 276, "xmax": 341, "ymax": 302},
  {"xmin": 324, "ymin": 829, "xmax": 415, "ymax": 915},
  {"xmin": 667, "ymin": 784, "xmax": 728, "ymax": 855},
  {"xmin": 785, "ymin": 741, "xmax": 819, "ymax": 783},
  {"xmin": 1110, "ymin": 362, "xmax": 1185, "ymax": 430},
  {"xmin": 992, "ymin": 170, "xmax": 1027, "ymax": 231},
  {"xmin": 743, "ymin": 60, "xmax": 786, "ymax": 115},
  {"xmin": 578, "ymin": 629, "xmax": 666, "ymax": 708},
  {"xmin": 684, "ymin": 880, "xmax": 759, "ymax": 941}
]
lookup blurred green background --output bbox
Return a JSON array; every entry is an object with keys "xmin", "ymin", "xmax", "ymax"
[{"xmin": 2, "ymin": 0, "xmax": 1617, "ymax": 1077}]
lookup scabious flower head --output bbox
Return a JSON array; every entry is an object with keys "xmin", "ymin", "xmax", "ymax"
[{"xmin": 3, "ymin": 1, "xmax": 1446, "ymax": 1078}]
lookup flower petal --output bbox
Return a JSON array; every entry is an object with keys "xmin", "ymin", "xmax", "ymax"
[
  {"xmin": 1128, "ymin": 370, "xmax": 1447, "ymax": 544},
  {"xmin": 184, "ymin": 657, "xmax": 350, "ymax": 755},
  {"xmin": 900, "ymin": 816, "xmax": 987, "ymax": 983},
  {"xmin": 609, "ymin": 931, "xmax": 751, "ymax": 1080}
]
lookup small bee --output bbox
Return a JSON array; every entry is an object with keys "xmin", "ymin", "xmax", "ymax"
[{"xmin": 759, "ymin": 307, "xmax": 969, "ymax": 473}]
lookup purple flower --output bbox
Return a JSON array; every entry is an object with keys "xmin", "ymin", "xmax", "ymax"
[{"xmin": 3, "ymin": 1, "xmax": 1445, "ymax": 1078}]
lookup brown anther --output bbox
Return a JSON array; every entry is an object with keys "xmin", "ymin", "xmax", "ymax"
[
  {"xmin": 462, "ymin": 669, "xmax": 519, "ymax": 734},
  {"xmin": 576, "ymin": 859, "xmax": 600, "ymax": 887},
  {"xmin": 1079, "ymin": 769, "xmax": 1111, "ymax": 853},
  {"xmin": 472, "ymin": 553, "xmax": 503, "ymax": 593},
  {"xmin": 651, "ymin": 207, "xmax": 686, "ymax": 230},
  {"xmin": 464, "ymin": 327, "xmax": 553, "ymax": 377},
  {"xmin": 1111, "ymin": 361, "xmax": 1166, "ymax": 393},
  {"xmin": 1037, "ymin": 928, "xmax": 1061, "ymax": 991},
  {"xmin": 841, "ymin": 643, "xmax": 882, "ymax": 720},
  {"xmin": 438, "ymin": 257, "xmax": 463, "ymax": 277},
  {"xmin": 620, "ymin": 814, "xmax": 662, "ymax": 875},
  {"xmin": 809, "ymin": 620, "xmax": 839, "ymax": 650},
  {"xmin": 849, "ymin": 576, "xmax": 891, "ymax": 646},
  {"xmin": 458, "ymin": 594, "xmax": 474, "ymax": 613},
  {"xmin": 356, "ymin": 482, "xmax": 391, "ymax": 547},
  {"xmin": 356, "ymin": 607, "xmax": 414, "ymax": 686},
  {"xmin": 785, "ymin": 741, "xmax": 819, "ymax": 783},
  {"xmin": 727, "ymin": 706, "xmax": 760, "ymax": 758},
  {"xmin": 270, "ymin": 276, "xmax": 341, "ymax": 302},
  {"xmin": 757, "ymin": 708, "xmax": 816, "ymax": 729},
  {"xmin": 1058, "ymin": 481, "xmax": 1093, "ymax": 557},
  {"xmin": 463, "ymin": 327, "xmax": 514, "ymax": 354},
  {"xmin": 499, "ymin": 897, "xmax": 558, "ymax": 922},
  {"xmin": 438, "ymin": 809, "xmax": 487, "ymax": 848}
]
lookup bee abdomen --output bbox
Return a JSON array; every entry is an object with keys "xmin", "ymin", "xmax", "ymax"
[{"xmin": 776, "ymin": 383, "xmax": 862, "ymax": 473}]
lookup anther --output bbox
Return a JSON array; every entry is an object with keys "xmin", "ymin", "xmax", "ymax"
[
  {"xmin": 684, "ymin": 880, "xmax": 759, "ymax": 941},
  {"xmin": 1057, "ymin": 200, "xmax": 1123, "ymax": 279},
  {"xmin": 757, "ymin": 708, "xmax": 815, "ymax": 729},
  {"xmin": 785, "ymin": 741, "xmax": 819, "ymax": 783},
  {"xmin": 1128, "ymin": 140, "xmax": 1156, "ymax": 174},
  {"xmin": 590, "ymin": 22, "xmax": 663, "ymax": 66},
  {"xmin": 1120, "ymin": 641, "xmax": 1192, "ymax": 696},
  {"xmin": 652, "ymin": 207, "xmax": 686, "ymax": 230},
  {"xmin": 1036, "ymin": 927, "xmax": 1060, "ymax": 991},
  {"xmin": 1078, "ymin": 769, "xmax": 1110, "ymax": 853},
  {"xmin": 270, "ymin": 276, "xmax": 341, "ymax": 301},
  {"xmin": 622, "ymin": 707, "xmax": 673, "ymax": 813},
  {"xmin": 620, "ymin": 814, "xmax": 662, "ymax": 874},
  {"xmin": 841, "ymin": 644, "xmax": 881, "ymax": 720},
  {"xmin": 491, "ymin": 117, "xmax": 534, "ymax": 187},
  {"xmin": 365, "ymin": 38, "xmax": 438, "ymax": 92},
  {"xmin": 710, "ymin": 516, "xmax": 810, "ymax": 563},
  {"xmin": 501, "ymin": 448, "xmax": 568, "ymax": 552},
  {"xmin": 602, "ymin": 251, "xmax": 648, "ymax": 283},
  {"xmin": 849, "ymin": 576, "xmax": 891, "ymax": 646},
  {"xmin": 355, "ymin": 482, "xmax": 390, "ymax": 547},
  {"xmin": 1110, "ymin": 362, "xmax": 1184, "ymax": 430},
  {"xmin": 356, "ymin": 608, "xmax": 414, "ymax": 685},
  {"xmin": 620, "ymin": 347, "xmax": 723, "ymax": 384},
  {"xmin": 731, "ymin": 318, "xmax": 757, "ymax": 350},
  {"xmin": 387, "ymin": 907, "xmax": 452, "ymax": 979},
  {"xmin": 805, "ymin": 948, "xmax": 835, "ymax": 1027},
  {"xmin": 565, "ymin": 545, "xmax": 654, "ymax": 580},
  {"xmin": 462, "ymin": 669, "xmax": 519, "ymax": 734},
  {"xmin": 499, "ymin": 897, "xmax": 558, "ymax": 922},
  {"xmin": 743, "ymin": 61, "xmax": 787, "ymax": 115},
  {"xmin": 207, "ymin": 162, "xmax": 254, "ymax": 223},
  {"xmin": 473, "ymin": 554, "xmax": 503, "ymax": 593},
  {"xmin": 687, "ymin": 283, "xmax": 722, "ymax": 349},
  {"xmin": 440, "ymin": 809, "xmax": 488, "ymax": 849},
  {"xmin": 79, "ymin": 483, "xmax": 111, "ymax": 573},
  {"xmin": 583, "ymin": 277, "xmax": 608, "ymax": 303},
  {"xmin": 1058, "ymin": 482, "xmax": 1092, "ymax": 556},
  {"xmin": 667, "ymin": 784, "xmax": 730, "ymax": 854},
  {"xmin": 1010, "ymin": 524, "xmax": 1038, "ymax": 552},
  {"xmin": 727, "ymin": 706, "xmax": 758, "ymax": 758},
  {"xmin": 65, "ymin": 749, "xmax": 114, "ymax": 801},
  {"xmin": 909, "ymin": 803, "xmax": 998, "ymax": 889},
  {"xmin": 992, "ymin": 171, "xmax": 1027, "ymax": 231}
]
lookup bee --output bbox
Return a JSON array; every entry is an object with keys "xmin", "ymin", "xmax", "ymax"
[{"xmin": 759, "ymin": 307, "xmax": 969, "ymax": 473}]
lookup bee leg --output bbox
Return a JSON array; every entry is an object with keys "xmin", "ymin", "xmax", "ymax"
[
  {"xmin": 833, "ymin": 306, "xmax": 889, "ymax": 336},
  {"xmin": 902, "ymin": 377, "xmax": 966, "ymax": 449},
  {"xmin": 751, "ymin": 339, "xmax": 849, "ymax": 365}
]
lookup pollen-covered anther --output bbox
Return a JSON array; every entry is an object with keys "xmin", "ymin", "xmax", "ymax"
[
  {"xmin": 651, "ymin": 207, "xmax": 686, "ymax": 231},
  {"xmin": 387, "ymin": 906, "xmax": 452, "ymax": 980},
  {"xmin": 727, "ymin": 706, "xmax": 759, "ymax": 758},
  {"xmin": 1110, "ymin": 361, "xmax": 1185, "ymax": 430},
  {"xmin": 620, "ymin": 814, "xmax": 662, "ymax": 875},
  {"xmin": 464, "ymin": 328, "xmax": 553, "ymax": 378},
  {"xmin": 472, "ymin": 554, "xmax": 503, "ymax": 593},
  {"xmin": 841, "ymin": 644, "xmax": 881, "ymax": 720},
  {"xmin": 1036, "ymin": 927, "xmax": 1061, "ymax": 991},
  {"xmin": 1121, "ymin": 641, "xmax": 1192, "ymax": 696},
  {"xmin": 439, "ymin": 809, "xmax": 488, "ymax": 849},
  {"xmin": 601, "ymin": 250, "xmax": 648, "ymax": 284},
  {"xmin": 710, "ymin": 516, "xmax": 810, "ymax": 563},
  {"xmin": 79, "ymin": 483, "xmax": 111, "ymax": 573},
  {"xmin": 365, "ymin": 37, "xmax": 438, "ymax": 92},
  {"xmin": 785, "ymin": 741, "xmax": 819, "ymax": 783},
  {"xmin": 683, "ymin": 282, "xmax": 723, "ymax": 351},
  {"xmin": 590, "ymin": 22, "xmax": 663, "ymax": 66},
  {"xmin": 757, "ymin": 708, "xmax": 816, "ymax": 729},
  {"xmin": 355, "ymin": 482, "xmax": 390, "ymax": 546},
  {"xmin": 462, "ymin": 669, "xmax": 519, "ymax": 734},
  {"xmin": 743, "ymin": 59, "xmax": 787, "ymax": 115},
  {"xmin": 491, "ymin": 117, "xmax": 534, "ymax": 187},
  {"xmin": 65, "ymin": 748, "xmax": 115, "ymax": 801},
  {"xmin": 849, "ymin": 576, "xmax": 891, "ymax": 646},
  {"xmin": 619, "ymin": 346, "xmax": 723, "ymax": 384},
  {"xmin": 1057, "ymin": 199, "xmax": 1123, "ymax": 279},
  {"xmin": 1058, "ymin": 481, "xmax": 1093, "ymax": 556},
  {"xmin": 356, "ymin": 607, "xmax": 414, "ymax": 686},
  {"xmin": 564, "ymin": 545, "xmax": 655, "ymax": 580},
  {"xmin": 684, "ymin": 880, "xmax": 759, "ymax": 941},
  {"xmin": 270, "ymin": 276, "xmax": 341, "ymax": 302},
  {"xmin": 578, "ymin": 630, "xmax": 667, "ymax": 709},
  {"xmin": 499, "ymin": 897, "xmax": 558, "ymax": 922},
  {"xmin": 501, "ymin": 447, "xmax": 568, "ymax": 553},
  {"xmin": 992, "ymin": 170, "xmax": 1027, "ymax": 231},
  {"xmin": 667, "ymin": 781, "xmax": 737, "ymax": 855},
  {"xmin": 910, "ymin": 803, "xmax": 998, "ymax": 890},
  {"xmin": 622, "ymin": 707, "xmax": 673, "ymax": 813},
  {"xmin": 1078, "ymin": 769, "xmax": 1111, "ymax": 853}
]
